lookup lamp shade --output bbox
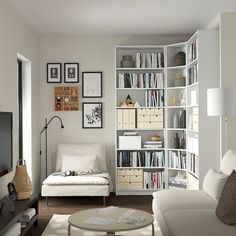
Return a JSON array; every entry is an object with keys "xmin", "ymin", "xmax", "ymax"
[{"xmin": 207, "ymin": 88, "xmax": 236, "ymax": 116}]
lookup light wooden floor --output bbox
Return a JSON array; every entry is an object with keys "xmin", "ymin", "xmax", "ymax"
[{"xmin": 26, "ymin": 194, "xmax": 153, "ymax": 236}]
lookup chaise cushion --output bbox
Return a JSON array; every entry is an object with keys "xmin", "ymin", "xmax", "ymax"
[
  {"xmin": 163, "ymin": 208, "xmax": 236, "ymax": 236},
  {"xmin": 61, "ymin": 154, "xmax": 98, "ymax": 172},
  {"xmin": 153, "ymin": 189, "xmax": 216, "ymax": 214},
  {"xmin": 56, "ymin": 143, "xmax": 107, "ymax": 171},
  {"xmin": 43, "ymin": 174, "xmax": 109, "ymax": 186}
]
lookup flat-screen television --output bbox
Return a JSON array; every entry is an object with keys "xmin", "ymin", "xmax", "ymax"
[{"xmin": 0, "ymin": 112, "xmax": 13, "ymax": 177}]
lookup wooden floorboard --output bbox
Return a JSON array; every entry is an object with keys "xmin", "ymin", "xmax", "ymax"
[{"xmin": 26, "ymin": 194, "xmax": 153, "ymax": 236}]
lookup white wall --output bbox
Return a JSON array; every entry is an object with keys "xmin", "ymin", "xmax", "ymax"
[
  {"xmin": 0, "ymin": 1, "xmax": 40, "ymax": 197},
  {"xmin": 40, "ymin": 35, "xmax": 189, "ymax": 186},
  {"xmin": 220, "ymin": 13, "xmax": 236, "ymax": 156}
]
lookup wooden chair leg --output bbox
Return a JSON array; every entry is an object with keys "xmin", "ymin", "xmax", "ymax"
[
  {"xmin": 103, "ymin": 196, "xmax": 106, "ymax": 206},
  {"xmin": 46, "ymin": 196, "xmax": 48, "ymax": 206}
]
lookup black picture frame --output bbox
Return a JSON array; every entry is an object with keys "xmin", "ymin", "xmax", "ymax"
[
  {"xmin": 82, "ymin": 72, "xmax": 102, "ymax": 98},
  {"xmin": 82, "ymin": 102, "xmax": 102, "ymax": 128},
  {"xmin": 64, "ymin": 63, "xmax": 79, "ymax": 83},
  {"xmin": 47, "ymin": 63, "xmax": 62, "ymax": 83}
]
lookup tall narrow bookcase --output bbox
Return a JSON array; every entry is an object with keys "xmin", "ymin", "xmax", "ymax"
[{"xmin": 115, "ymin": 30, "xmax": 219, "ymax": 195}]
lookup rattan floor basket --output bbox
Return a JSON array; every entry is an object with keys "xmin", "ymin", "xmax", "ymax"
[{"xmin": 12, "ymin": 159, "xmax": 32, "ymax": 200}]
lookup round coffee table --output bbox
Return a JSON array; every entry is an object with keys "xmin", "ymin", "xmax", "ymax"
[{"xmin": 68, "ymin": 207, "xmax": 154, "ymax": 236}]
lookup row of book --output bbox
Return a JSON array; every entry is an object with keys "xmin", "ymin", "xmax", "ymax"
[
  {"xmin": 168, "ymin": 150, "xmax": 187, "ymax": 169},
  {"xmin": 143, "ymin": 171, "xmax": 165, "ymax": 190},
  {"xmin": 136, "ymin": 52, "xmax": 164, "ymax": 68},
  {"xmin": 188, "ymin": 64, "xmax": 198, "ymax": 85},
  {"xmin": 117, "ymin": 150, "xmax": 165, "ymax": 168},
  {"xmin": 145, "ymin": 89, "xmax": 164, "ymax": 107},
  {"xmin": 118, "ymin": 72, "xmax": 164, "ymax": 88},
  {"xmin": 188, "ymin": 39, "xmax": 197, "ymax": 63},
  {"xmin": 188, "ymin": 153, "xmax": 199, "ymax": 176}
]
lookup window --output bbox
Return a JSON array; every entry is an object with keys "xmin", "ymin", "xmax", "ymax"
[{"xmin": 17, "ymin": 59, "xmax": 23, "ymax": 160}]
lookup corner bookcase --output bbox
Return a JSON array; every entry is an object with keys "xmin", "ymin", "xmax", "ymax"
[{"xmin": 115, "ymin": 30, "xmax": 219, "ymax": 195}]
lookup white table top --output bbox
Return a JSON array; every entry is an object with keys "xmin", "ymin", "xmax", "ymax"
[{"xmin": 68, "ymin": 207, "xmax": 154, "ymax": 233}]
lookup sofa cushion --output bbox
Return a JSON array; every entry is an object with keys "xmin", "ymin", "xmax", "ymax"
[
  {"xmin": 61, "ymin": 155, "xmax": 98, "ymax": 172},
  {"xmin": 152, "ymin": 189, "xmax": 216, "ymax": 213},
  {"xmin": 220, "ymin": 150, "xmax": 236, "ymax": 175},
  {"xmin": 163, "ymin": 209, "xmax": 236, "ymax": 236},
  {"xmin": 216, "ymin": 170, "xmax": 236, "ymax": 225},
  {"xmin": 203, "ymin": 168, "xmax": 227, "ymax": 200},
  {"xmin": 56, "ymin": 143, "xmax": 107, "ymax": 171}
]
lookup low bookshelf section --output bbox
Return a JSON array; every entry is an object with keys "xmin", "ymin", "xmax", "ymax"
[{"xmin": 0, "ymin": 195, "xmax": 38, "ymax": 236}]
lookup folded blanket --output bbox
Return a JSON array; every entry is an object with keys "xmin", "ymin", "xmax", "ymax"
[{"xmin": 52, "ymin": 169, "xmax": 102, "ymax": 176}]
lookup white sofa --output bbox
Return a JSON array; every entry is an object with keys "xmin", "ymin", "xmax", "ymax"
[
  {"xmin": 152, "ymin": 150, "xmax": 236, "ymax": 236},
  {"xmin": 41, "ymin": 143, "xmax": 113, "ymax": 205}
]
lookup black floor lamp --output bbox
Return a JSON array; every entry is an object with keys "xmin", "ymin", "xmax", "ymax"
[{"xmin": 40, "ymin": 116, "xmax": 64, "ymax": 178}]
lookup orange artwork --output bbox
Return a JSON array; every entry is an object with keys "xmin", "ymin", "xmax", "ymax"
[{"xmin": 54, "ymin": 86, "xmax": 79, "ymax": 111}]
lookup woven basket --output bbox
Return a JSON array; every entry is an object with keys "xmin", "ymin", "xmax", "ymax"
[{"xmin": 12, "ymin": 159, "xmax": 32, "ymax": 200}]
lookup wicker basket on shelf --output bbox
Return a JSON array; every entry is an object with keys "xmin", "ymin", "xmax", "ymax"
[{"xmin": 12, "ymin": 159, "xmax": 32, "ymax": 200}]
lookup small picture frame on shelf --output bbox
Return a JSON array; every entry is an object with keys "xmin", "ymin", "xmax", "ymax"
[
  {"xmin": 47, "ymin": 63, "xmax": 61, "ymax": 83},
  {"xmin": 64, "ymin": 63, "xmax": 79, "ymax": 83},
  {"xmin": 82, "ymin": 102, "xmax": 102, "ymax": 128},
  {"xmin": 82, "ymin": 72, "xmax": 102, "ymax": 98}
]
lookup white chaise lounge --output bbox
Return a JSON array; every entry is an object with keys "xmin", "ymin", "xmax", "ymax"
[{"xmin": 41, "ymin": 143, "xmax": 113, "ymax": 205}]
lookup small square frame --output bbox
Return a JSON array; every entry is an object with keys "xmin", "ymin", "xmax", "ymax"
[
  {"xmin": 82, "ymin": 102, "xmax": 102, "ymax": 128},
  {"xmin": 64, "ymin": 63, "xmax": 79, "ymax": 83},
  {"xmin": 47, "ymin": 63, "xmax": 62, "ymax": 83},
  {"xmin": 82, "ymin": 72, "xmax": 102, "ymax": 98}
]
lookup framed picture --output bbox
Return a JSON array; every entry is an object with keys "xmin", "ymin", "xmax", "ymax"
[
  {"xmin": 47, "ymin": 63, "xmax": 62, "ymax": 83},
  {"xmin": 82, "ymin": 102, "xmax": 102, "ymax": 128},
  {"xmin": 82, "ymin": 72, "xmax": 102, "ymax": 98},
  {"xmin": 64, "ymin": 63, "xmax": 79, "ymax": 83}
]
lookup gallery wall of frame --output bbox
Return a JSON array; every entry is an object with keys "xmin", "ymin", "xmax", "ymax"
[{"xmin": 46, "ymin": 62, "xmax": 103, "ymax": 129}]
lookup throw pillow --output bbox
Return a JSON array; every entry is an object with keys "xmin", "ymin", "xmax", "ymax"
[
  {"xmin": 203, "ymin": 168, "xmax": 227, "ymax": 200},
  {"xmin": 220, "ymin": 149, "xmax": 236, "ymax": 175},
  {"xmin": 61, "ymin": 155, "xmax": 98, "ymax": 172},
  {"xmin": 216, "ymin": 170, "xmax": 236, "ymax": 225}
]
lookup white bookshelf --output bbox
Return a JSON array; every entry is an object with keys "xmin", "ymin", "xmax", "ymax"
[{"xmin": 115, "ymin": 31, "xmax": 219, "ymax": 195}]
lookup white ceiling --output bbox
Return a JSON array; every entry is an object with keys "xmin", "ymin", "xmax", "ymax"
[{"xmin": 3, "ymin": 0, "xmax": 236, "ymax": 36}]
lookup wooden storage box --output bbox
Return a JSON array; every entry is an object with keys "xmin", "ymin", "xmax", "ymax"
[
  {"xmin": 117, "ymin": 168, "xmax": 143, "ymax": 190},
  {"xmin": 137, "ymin": 108, "xmax": 164, "ymax": 128}
]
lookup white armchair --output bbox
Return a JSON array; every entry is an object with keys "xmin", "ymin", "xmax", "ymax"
[{"xmin": 41, "ymin": 143, "xmax": 112, "ymax": 205}]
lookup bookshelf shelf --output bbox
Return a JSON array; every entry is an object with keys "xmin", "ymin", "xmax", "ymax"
[{"xmin": 116, "ymin": 67, "xmax": 164, "ymax": 71}]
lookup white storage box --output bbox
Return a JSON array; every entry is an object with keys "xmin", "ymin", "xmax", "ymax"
[{"xmin": 119, "ymin": 136, "xmax": 141, "ymax": 149}]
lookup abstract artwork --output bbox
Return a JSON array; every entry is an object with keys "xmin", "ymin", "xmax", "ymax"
[{"xmin": 82, "ymin": 102, "xmax": 102, "ymax": 128}]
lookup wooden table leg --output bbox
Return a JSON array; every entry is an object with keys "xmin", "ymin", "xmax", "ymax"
[
  {"xmin": 152, "ymin": 223, "xmax": 154, "ymax": 236},
  {"xmin": 107, "ymin": 232, "xmax": 115, "ymax": 235},
  {"xmin": 68, "ymin": 223, "xmax": 71, "ymax": 236}
]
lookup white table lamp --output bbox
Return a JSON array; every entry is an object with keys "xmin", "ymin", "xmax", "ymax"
[{"xmin": 207, "ymin": 88, "xmax": 236, "ymax": 157}]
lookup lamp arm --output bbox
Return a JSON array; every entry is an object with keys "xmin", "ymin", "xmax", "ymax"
[{"xmin": 40, "ymin": 116, "xmax": 64, "ymax": 134}]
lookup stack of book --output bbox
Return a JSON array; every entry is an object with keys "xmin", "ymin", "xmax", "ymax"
[
  {"xmin": 168, "ymin": 150, "xmax": 187, "ymax": 169},
  {"xmin": 143, "ymin": 140, "xmax": 163, "ymax": 149},
  {"xmin": 169, "ymin": 176, "xmax": 187, "ymax": 189}
]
